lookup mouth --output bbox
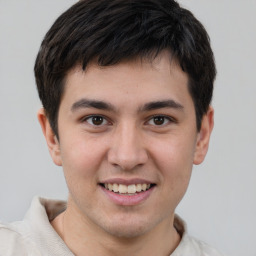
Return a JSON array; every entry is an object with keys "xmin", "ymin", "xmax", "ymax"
[{"xmin": 99, "ymin": 183, "xmax": 156, "ymax": 195}]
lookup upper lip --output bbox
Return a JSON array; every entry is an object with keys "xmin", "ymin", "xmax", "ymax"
[{"xmin": 99, "ymin": 178, "xmax": 155, "ymax": 185}]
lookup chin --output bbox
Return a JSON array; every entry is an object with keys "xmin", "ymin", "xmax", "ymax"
[
  {"xmin": 105, "ymin": 225, "xmax": 148, "ymax": 238},
  {"xmin": 101, "ymin": 216, "xmax": 156, "ymax": 238}
]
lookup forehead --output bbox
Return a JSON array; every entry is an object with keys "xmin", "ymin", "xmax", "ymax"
[{"xmin": 61, "ymin": 52, "xmax": 191, "ymax": 110}]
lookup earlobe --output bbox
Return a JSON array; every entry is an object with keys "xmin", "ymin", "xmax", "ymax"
[
  {"xmin": 193, "ymin": 107, "xmax": 214, "ymax": 165},
  {"xmin": 37, "ymin": 108, "xmax": 62, "ymax": 166}
]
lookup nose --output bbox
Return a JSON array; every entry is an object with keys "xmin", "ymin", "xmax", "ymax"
[{"xmin": 107, "ymin": 123, "xmax": 148, "ymax": 171}]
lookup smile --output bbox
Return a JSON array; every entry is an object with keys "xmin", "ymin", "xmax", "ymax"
[{"xmin": 101, "ymin": 183, "xmax": 155, "ymax": 195}]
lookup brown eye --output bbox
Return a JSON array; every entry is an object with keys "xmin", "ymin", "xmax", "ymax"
[
  {"xmin": 86, "ymin": 116, "xmax": 107, "ymax": 126},
  {"xmin": 153, "ymin": 116, "xmax": 165, "ymax": 125},
  {"xmin": 92, "ymin": 116, "xmax": 104, "ymax": 125},
  {"xmin": 147, "ymin": 115, "xmax": 172, "ymax": 126}
]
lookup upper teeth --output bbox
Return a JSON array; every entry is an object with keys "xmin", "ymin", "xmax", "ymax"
[{"xmin": 104, "ymin": 183, "xmax": 151, "ymax": 194}]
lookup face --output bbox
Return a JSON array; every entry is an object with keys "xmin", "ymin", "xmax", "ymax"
[{"xmin": 39, "ymin": 52, "xmax": 213, "ymax": 238}]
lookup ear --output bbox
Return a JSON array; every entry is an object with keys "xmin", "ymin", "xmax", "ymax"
[
  {"xmin": 37, "ymin": 108, "xmax": 62, "ymax": 166},
  {"xmin": 193, "ymin": 106, "xmax": 214, "ymax": 165}
]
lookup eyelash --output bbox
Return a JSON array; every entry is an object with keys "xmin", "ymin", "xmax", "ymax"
[
  {"xmin": 83, "ymin": 115, "xmax": 110, "ymax": 126},
  {"xmin": 147, "ymin": 115, "xmax": 176, "ymax": 126},
  {"xmin": 82, "ymin": 114, "xmax": 176, "ymax": 127}
]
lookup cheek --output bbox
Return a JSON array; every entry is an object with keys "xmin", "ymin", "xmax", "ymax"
[
  {"xmin": 152, "ymin": 134, "xmax": 196, "ymax": 170},
  {"xmin": 151, "ymin": 136, "xmax": 195, "ymax": 197},
  {"xmin": 59, "ymin": 135, "xmax": 107, "ymax": 186}
]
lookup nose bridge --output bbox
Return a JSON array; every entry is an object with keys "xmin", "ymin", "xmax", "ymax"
[{"xmin": 108, "ymin": 121, "xmax": 148, "ymax": 170}]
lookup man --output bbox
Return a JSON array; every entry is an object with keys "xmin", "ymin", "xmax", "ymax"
[{"xmin": 0, "ymin": 0, "xmax": 224, "ymax": 255}]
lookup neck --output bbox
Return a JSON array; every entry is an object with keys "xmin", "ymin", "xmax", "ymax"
[{"xmin": 51, "ymin": 202, "xmax": 181, "ymax": 256}]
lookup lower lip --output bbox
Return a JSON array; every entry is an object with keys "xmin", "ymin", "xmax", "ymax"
[{"xmin": 100, "ymin": 185, "xmax": 155, "ymax": 206}]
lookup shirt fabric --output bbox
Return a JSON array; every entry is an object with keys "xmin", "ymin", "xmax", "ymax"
[{"xmin": 0, "ymin": 197, "xmax": 225, "ymax": 256}]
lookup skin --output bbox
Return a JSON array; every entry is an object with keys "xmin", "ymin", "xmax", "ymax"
[{"xmin": 38, "ymin": 51, "xmax": 214, "ymax": 256}]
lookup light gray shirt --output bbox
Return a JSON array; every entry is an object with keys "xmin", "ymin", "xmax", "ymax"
[{"xmin": 0, "ymin": 197, "xmax": 225, "ymax": 256}]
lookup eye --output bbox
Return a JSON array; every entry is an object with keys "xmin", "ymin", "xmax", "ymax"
[
  {"xmin": 147, "ymin": 115, "xmax": 173, "ymax": 126},
  {"xmin": 85, "ymin": 115, "xmax": 108, "ymax": 126}
]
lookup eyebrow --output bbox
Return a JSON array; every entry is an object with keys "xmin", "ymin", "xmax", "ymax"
[
  {"xmin": 71, "ymin": 99, "xmax": 116, "ymax": 112},
  {"xmin": 71, "ymin": 98, "xmax": 184, "ymax": 113},
  {"xmin": 140, "ymin": 100, "xmax": 184, "ymax": 112}
]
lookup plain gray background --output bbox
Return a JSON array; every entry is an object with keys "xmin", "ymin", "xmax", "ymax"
[{"xmin": 0, "ymin": 1, "xmax": 255, "ymax": 255}]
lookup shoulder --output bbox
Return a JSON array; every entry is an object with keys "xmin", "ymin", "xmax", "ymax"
[
  {"xmin": 172, "ymin": 215, "xmax": 226, "ymax": 256},
  {"xmin": 0, "ymin": 222, "xmax": 41, "ymax": 256},
  {"xmin": 173, "ymin": 233, "xmax": 226, "ymax": 256},
  {"xmin": 0, "ymin": 197, "xmax": 69, "ymax": 256},
  {"xmin": 186, "ymin": 235, "xmax": 225, "ymax": 256}
]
